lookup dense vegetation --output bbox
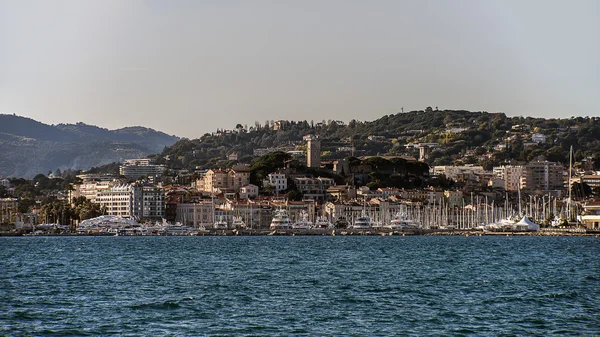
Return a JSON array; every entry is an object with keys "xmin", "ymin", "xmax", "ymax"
[
  {"xmin": 155, "ymin": 109, "xmax": 600, "ymax": 171},
  {"xmin": 0, "ymin": 171, "xmax": 103, "ymax": 225}
]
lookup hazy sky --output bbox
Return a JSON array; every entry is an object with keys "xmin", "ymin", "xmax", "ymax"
[{"xmin": 1, "ymin": 0, "xmax": 598, "ymax": 138}]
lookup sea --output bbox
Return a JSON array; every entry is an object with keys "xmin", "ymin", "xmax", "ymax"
[{"xmin": 1, "ymin": 236, "xmax": 599, "ymax": 336}]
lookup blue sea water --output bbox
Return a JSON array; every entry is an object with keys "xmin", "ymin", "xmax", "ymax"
[{"xmin": 1, "ymin": 236, "xmax": 599, "ymax": 336}]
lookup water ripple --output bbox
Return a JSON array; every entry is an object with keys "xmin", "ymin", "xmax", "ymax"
[{"xmin": 1, "ymin": 236, "xmax": 599, "ymax": 336}]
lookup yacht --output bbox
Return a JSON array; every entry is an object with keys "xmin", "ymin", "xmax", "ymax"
[
  {"xmin": 292, "ymin": 210, "xmax": 312, "ymax": 229},
  {"xmin": 350, "ymin": 211, "xmax": 373, "ymax": 229},
  {"xmin": 213, "ymin": 215, "xmax": 228, "ymax": 229},
  {"xmin": 164, "ymin": 222, "xmax": 192, "ymax": 236},
  {"xmin": 313, "ymin": 215, "xmax": 334, "ymax": 229},
  {"xmin": 485, "ymin": 216, "xmax": 517, "ymax": 231},
  {"xmin": 386, "ymin": 211, "xmax": 420, "ymax": 230},
  {"xmin": 270, "ymin": 209, "xmax": 291, "ymax": 230},
  {"xmin": 232, "ymin": 216, "xmax": 246, "ymax": 228}
]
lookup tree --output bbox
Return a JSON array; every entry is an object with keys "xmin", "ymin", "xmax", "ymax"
[{"xmin": 286, "ymin": 190, "xmax": 302, "ymax": 201}]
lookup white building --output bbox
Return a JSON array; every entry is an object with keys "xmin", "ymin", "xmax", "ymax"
[
  {"xmin": 432, "ymin": 165, "xmax": 485, "ymax": 180},
  {"xmin": 95, "ymin": 183, "xmax": 165, "ymax": 221},
  {"xmin": 531, "ymin": 133, "xmax": 547, "ymax": 144},
  {"xmin": 119, "ymin": 159, "xmax": 166, "ymax": 179},
  {"xmin": 266, "ymin": 173, "xmax": 288, "ymax": 193}
]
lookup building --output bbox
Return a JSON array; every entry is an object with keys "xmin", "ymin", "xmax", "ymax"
[
  {"xmin": 95, "ymin": 183, "xmax": 165, "ymax": 221},
  {"xmin": 0, "ymin": 198, "xmax": 18, "ymax": 223},
  {"xmin": 175, "ymin": 202, "xmax": 213, "ymax": 227},
  {"xmin": 293, "ymin": 177, "xmax": 335, "ymax": 201},
  {"xmin": 119, "ymin": 159, "xmax": 166, "ymax": 179},
  {"xmin": 326, "ymin": 185, "xmax": 356, "ymax": 201},
  {"xmin": 239, "ymin": 184, "xmax": 259, "ymax": 199},
  {"xmin": 419, "ymin": 145, "xmax": 432, "ymax": 161},
  {"xmin": 444, "ymin": 190, "xmax": 464, "ymax": 208},
  {"xmin": 488, "ymin": 178, "xmax": 506, "ymax": 189},
  {"xmin": 531, "ymin": 133, "xmax": 547, "ymax": 144},
  {"xmin": 272, "ymin": 120, "xmax": 290, "ymax": 131},
  {"xmin": 140, "ymin": 184, "xmax": 165, "ymax": 220},
  {"xmin": 572, "ymin": 174, "xmax": 600, "ymax": 189},
  {"xmin": 579, "ymin": 200, "xmax": 600, "ymax": 230},
  {"xmin": 520, "ymin": 160, "xmax": 564, "ymax": 192},
  {"xmin": 304, "ymin": 135, "xmax": 321, "ymax": 168},
  {"xmin": 432, "ymin": 165, "xmax": 486, "ymax": 187},
  {"xmin": 199, "ymin": 166, "xmax": 251, "ymax": 194},
  {"xmin": 376, "ymin": 187, "xmax": 400, "ymax": 199},
  {"xmin": 493, "ymin": 165, "xmax": 525, "ymax": 191},
  {"xmin": 266, "ymin": 173, "xmax": 288, "ymax": 194},
  {"xmin": 367, "ymin": 135, "xmax": 386, "ymax": 141},
  {"xmin": 228, "ymin": 166, "xmax": 252, "ymax": 191},
  {"xmin": 227, "ymin": 152, "xmax": 239, "ymax": 161},
  {"xmin": 203, "ymin": 169, "xmax": 229, "ymax": 192},
  {"xmin": 0, "ymin": 178, "xmax": 11, "ymax": 188}
]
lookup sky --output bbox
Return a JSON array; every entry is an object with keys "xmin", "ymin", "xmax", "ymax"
[{"xmin": 1, "ymin": 0, "xmax": 598, "ymax": 139}]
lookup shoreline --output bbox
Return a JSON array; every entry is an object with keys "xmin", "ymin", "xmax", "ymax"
[{"xmin": 2, "ymin": 228, "xmax": 599, "ymax": 237}]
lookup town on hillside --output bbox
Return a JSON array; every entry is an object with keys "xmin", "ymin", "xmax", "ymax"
[{"xmin": 1, "ymin": 110, "xmax": 600, "ymax": 235}]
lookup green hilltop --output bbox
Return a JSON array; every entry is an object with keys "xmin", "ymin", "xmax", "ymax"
[{"xmin": 154, "ymin": 109, "xmax": 600, "ymax": 171}]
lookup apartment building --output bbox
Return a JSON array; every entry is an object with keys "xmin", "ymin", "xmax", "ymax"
[
  {"xmin": 266, "ymin": 173, "xmax": 288, "ymax": 193},
  {"xmin": 119, "ymin": 159, "xmax": 166, "ymax": 179},
  {"xmin": 95, "ymin": 183, "xmax": 165, "ymax": 220},
  {"xmin": 201, "ymin": 166, "xmax": 251, "ymax": 193},
  {"xmin": 520, "ymin": 161, "xmax": 564, "ymax": 192},
  {"xmin": 493, "ymin": 165, "xmax": 525, "ymax": 191},
  {"xmin": 293, "ymin": 177, "xmax": 335, "ymax": 201}
]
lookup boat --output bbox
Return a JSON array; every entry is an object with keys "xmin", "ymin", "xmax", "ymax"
[
  {"xmin": 485, "ymin": 216, "xmax": 517, "ymax": 231},
  {"xmin": 213, "ymin": 215, "xmax": 228, "ymax": 229},
  {"xmin": 385, "ymin": 211, "xmax": 420, "ymax": 230},
  {"xmin": 164, "ymin": 222, "xmax": 193, "ymax": 236},
  {"xmin": 350, "ymin": 210, "xmax": 373, "ymax": 229},
  {"xmin": 313, "ymin": 215, "xmax": 334, "ymax": 229},
  {"xmin": 232, "ymin": 216, "xmax": 246, "ymax": 228},
  {"xmin": 292, "ymin": 210, "xmax": 312, "ymax": 229},
  {"xmin": 269, "ymin": 208, "xmax": 291, "ymax": 230}
]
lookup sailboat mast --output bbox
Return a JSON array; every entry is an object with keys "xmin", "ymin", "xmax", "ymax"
[{"xmin": 567, "ymin": 145, "xmax": 573, "ymax": 221}]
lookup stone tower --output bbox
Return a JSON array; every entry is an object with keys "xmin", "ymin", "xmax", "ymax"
[{"xmin": 304, "ymin": 135, "xmax": 321, "ymax": 168}]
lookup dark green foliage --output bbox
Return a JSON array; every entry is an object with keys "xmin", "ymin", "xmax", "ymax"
[
  {"xmin": 249, "ymin": 152, "xmax": 292, "ymax": 185},
  {"xmin": 86, "ymin": 162, "xmax": 121, "ymax": 175}
]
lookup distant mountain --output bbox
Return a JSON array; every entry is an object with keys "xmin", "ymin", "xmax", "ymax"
[{"xmin": 0, "ymin": 114, "xmax": 180, "ymax": 178}]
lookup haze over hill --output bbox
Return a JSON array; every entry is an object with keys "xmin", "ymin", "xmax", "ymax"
[{"xmin": 0, "ymin": 114, "xmax": 179, "ymax": 178}]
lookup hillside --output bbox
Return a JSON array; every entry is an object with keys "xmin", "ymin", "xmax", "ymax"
[
  {"xmin": 0, "ymin": 114, "xmax": 179, "ymax": 178},
  {"xmin": 156, "ymin": 109, "xmax": 600, "ymax": 171}
]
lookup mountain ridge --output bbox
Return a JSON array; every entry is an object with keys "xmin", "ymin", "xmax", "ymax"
[{"xmin": 0, "ymin": 114, "xmax": 180, "ymax": 178}]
